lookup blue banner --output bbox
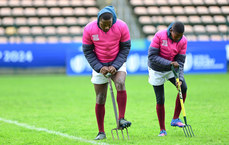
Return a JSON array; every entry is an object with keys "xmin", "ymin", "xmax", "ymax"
[
  {"xmin": 66, "ymin": 50, "xmax": 148, "ymax": 75},
  {"xmin": 184, "ymin": 41, "xmax": 227, "ymax": 73},
  {"xmin": 0, "ymin": 43, "xmax": 81, "ymax": 68},
  {"xmin": 66, "ymin": 41, "xmax": 228, "ymax": 75},
  {"xmin": 126, "ymin": 51, "xmax": 148, "ymax": 74},
  {"xmin": 66, "ymin": 48, "xmax": 92, "ymax": 75},
  {"xmin": 0, "ymin": 41, "xmax": 227, "ymax": 74}
]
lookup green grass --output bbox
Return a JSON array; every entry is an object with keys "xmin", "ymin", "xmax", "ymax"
[{"xmin": 0, "ymin": 74, "xmax": 229, "ymax": 145}]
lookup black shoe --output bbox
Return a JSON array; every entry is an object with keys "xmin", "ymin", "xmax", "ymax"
[
  {"xmin": 119, "ymin": 118, "xmax": 131, "ymax": 128},
  {"xmin": 94, "ymin": 132, "xmax": 106, "ymax": 140}
]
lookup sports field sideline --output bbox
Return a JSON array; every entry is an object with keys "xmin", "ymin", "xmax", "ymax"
[{"xmin": 0, "ymin": 74, "xmax": 228, "ymax": 145}]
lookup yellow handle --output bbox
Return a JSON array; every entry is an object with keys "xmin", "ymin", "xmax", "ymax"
[{"xmin": 176, "ymin": 78, "xmax": 186, "ymax": 117}]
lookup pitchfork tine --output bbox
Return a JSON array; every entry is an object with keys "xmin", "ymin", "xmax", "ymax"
[
  {"xmin": 188, "ymin": 126, "xmax": 192, "ymax": 137},
  {"xmin": 126, "ymin": 128, "xmax": 129, "ymax": 140},
  {"xmin": 121, "ymin": 129, "xmax": 124, "ymax": 140},
  {"xmin": 188, "ymin": 125, "xmax": 194, "ymax": 137},
  {"xmin": 116, "ymin": 130, "xmax": 119, "ymax": 140},
  {"xmin": 111, "ymin": 130, "xmax": 114, "ymax": 140},
  {"xmin": 183, "ymin": 127, "xmax": 187, "ymax": 137},
  {"xmin": 190, "ymin": 125, "xmax": 195, "ymax": 136},
  {"xmin": 185, "ymin": 126, "xmax": 191, "ymax": 137}
]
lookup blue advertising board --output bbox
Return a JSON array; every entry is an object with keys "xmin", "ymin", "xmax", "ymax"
[
  {"xmin": 184, "ymin": 41, "xmax": 228, "ymax": 73},
  {"xmin": 66, "ymin": 48, "xmax": 92, "ymax": 75},
  {"xmin": 126, "ymin": 51, "xmax": 148, "ymax": 74},
  {"xmin": 0, "ymin": 41, "xmax": 228, "ymax": 74},
  {"xmin": 0, "ymin": 43, "xmax": 80, "ymax": 68},
  {"xmin": 66, "ymin": 50, "xmax": 148, "ymax": 75},
  {"xmin": 66, "ymin": 41, "xmax": 228, "ymax": 75}
]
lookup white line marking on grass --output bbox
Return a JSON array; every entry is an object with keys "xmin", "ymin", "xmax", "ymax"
[{"xmin": 0, "ymin": 117, "xmax": 110, "ymax": 145}]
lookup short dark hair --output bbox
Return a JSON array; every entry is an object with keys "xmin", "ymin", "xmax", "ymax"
[
  {"xmin": 172, "ymin": 21, "xmax": 185, "ymax": 33},
  {"xmin": 100, "ymin": 12, "xmax": 113, "ymax": 21}
]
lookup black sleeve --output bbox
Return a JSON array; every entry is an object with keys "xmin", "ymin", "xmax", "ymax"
[
  {"xmin": 82, "ymin": 44, "xmax": 103, "ymax": 73},
  {"xmin": 174, "ymin": 54, "xmax": 186, "ymax": 82},
  {"xmin": 148, "ymin": 46, "xmax": 172, "ymax": 69},
  {"xmin": 111, "ymin": 40, "xmax": 131, "ymax": 70}
]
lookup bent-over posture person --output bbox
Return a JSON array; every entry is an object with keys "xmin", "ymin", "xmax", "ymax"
[
  {"xmin": 148, "ymin": 21, "xmax": 188, "ymax": 136},
  {"xmin": 82, "ymin": 6, "xmax": 131, "ymax": 140}
]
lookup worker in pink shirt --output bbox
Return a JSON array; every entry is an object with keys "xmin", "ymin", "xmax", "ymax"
[
  {"xmin": 148, "ymin": 21, "xmax": 188, "ymax": 136},
  {"xmin": 82, "ymin": 6, "xmax": 131, "ymax": 140}
]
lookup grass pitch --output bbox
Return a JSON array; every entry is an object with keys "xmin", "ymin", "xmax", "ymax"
[{"xmin": 0, "ymin": 74, "xmax": 228, "ymax": 145}]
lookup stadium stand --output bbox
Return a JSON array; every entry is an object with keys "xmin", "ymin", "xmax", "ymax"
[
  {"xmin": 0, "ymin": 0, "xmax": 99, "ymax": 43},
  {"xmin": 0, "ymin": 0, "xmax": 228, "ymax": 42},
  {"xmin": 129, "ymin": 0, "xmax": 229, "ymax": 41}
]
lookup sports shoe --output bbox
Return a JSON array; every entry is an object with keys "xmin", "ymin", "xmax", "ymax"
[
  {"xmin": 171, "ymin": 118, "xmax": 185, "ymax": 127},
  {"xmin": 119, "ymin": 118, "xmax": 131, "ymax": 128},
  {"xmin": 94, "ymin": 132, "xmax": 106, "ymax": 140},
  {"xmin": 158, "ymin": 130, "xmax": 167, "ymax": 136}
]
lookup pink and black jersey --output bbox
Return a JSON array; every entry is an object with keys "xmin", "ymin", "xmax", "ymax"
[
  {"xmin": 148, "ymin": 22, "xmax": 187, "ymax": 81},
  {"xmin": 82, "ymin": 6, "xmax": 131, "ymax": 73},
  {"xmin": 83, "ymin": 19, "xmax": 130, "ymax": 63}
]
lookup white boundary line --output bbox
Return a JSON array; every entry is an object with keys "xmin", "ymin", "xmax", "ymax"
[{"xmin": 0, "ymin": 117, "xmax": 110, "ymax": 145}]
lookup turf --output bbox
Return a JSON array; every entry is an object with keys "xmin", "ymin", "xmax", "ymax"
[{"xmin": 0, "ymin": 74, "xmax": 228, "ymax": 145}]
